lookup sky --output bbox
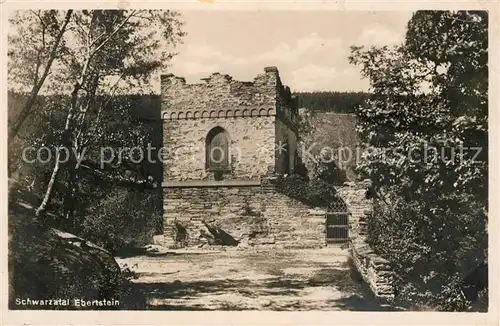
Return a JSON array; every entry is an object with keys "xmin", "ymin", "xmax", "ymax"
[{"xmin": 166, "ymin": 11, "xmax": 415, "ymax": 92}]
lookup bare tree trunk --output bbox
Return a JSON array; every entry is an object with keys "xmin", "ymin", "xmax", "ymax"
[
  {"xmin": 62, "ymin": 153, "xmax": 80, "ymax": 229},
  {"xmin": 35, "ymin": 59, "xmax": 90, "ymax": 218},
  {"xmin": 35, "ymin": 150, "xmax": 61, "ymax": 217},
  {"xmin": 9, "ymin": 10, "xmax": 73, "ymax": 141},
  {"xmin": 62, "ymin": 73, "xmax": 99, "ymax": 228}
]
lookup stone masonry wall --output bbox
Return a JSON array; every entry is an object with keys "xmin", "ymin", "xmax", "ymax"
[
  {"xmin": 336, "ymin": 180, "xmax": 396, "ymax": 299},
  {"xmin": 160, "ymin": 66, "xmax": 319, "ymax": 249},
  {"xmin": 161, "ymin": 67, "xmax": 299, "ymax": 181},
  {"xmin": 163, "ymin": 178, "xmax": 326, "ymax": 249},
  {"xmin": 161, "ymin": 70, "xmax": 278, "ymax": 119},
  {"xmin": 275, "ymin": 119, "xmax": 298, "ymax": 175},
  {"xmin": 335, "ymin": 180, "xmax": 372, "ymax": 239},
  {"xmin": 275, "ymin": 74, "xmax": 299, "ymax": 175},
  {"xmin": 349, "ymin": 237, "xmax": 396, "ymax": 299},
  {"xmin": 163, "ymin": 117, "xmax": 275, "ymax": 181}
]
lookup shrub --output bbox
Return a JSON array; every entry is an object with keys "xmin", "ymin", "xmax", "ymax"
[
  {"xmin": 81, "ymin": 188, "xmax": 162, "ymax": 253},
  {"xmin": 274, "ymin": 174, "xmax": 345, "ymax": 210}
]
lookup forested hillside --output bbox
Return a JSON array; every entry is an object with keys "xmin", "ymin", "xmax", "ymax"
[{"xmin": 294, "ymin": 91, "xmax": 370, "ymax": 113}]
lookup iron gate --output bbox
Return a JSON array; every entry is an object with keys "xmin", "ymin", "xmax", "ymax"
[{"xmin": 326, "ymin": 212, "xmax": 349, "ymax": 244}]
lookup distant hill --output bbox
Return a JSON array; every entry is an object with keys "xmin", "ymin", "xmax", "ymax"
[
  {"xmin": 7, "ymin": 92, "xmax": 163, "ymax": 180},
  {"xmin": 299, "ymin": 109, "xmax": 359, "ymax": 182},
  {"xmin": 294, "ymin": 91, "xmax": 370, "ymax": 113}
]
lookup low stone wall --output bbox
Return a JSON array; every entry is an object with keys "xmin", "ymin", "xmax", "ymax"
[
  {"xmin": 349, "ymin": 237, "xmax": 396, "ymax": 299},
  {"xmin": 162, "ymin": 177, "xmax": 326, "ymax": 249}
]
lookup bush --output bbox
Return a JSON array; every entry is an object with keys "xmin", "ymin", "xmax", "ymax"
[
  {"xmin": 350, "ymin": 11, "xmax": 488, "ymax": 310},
  {"xmin": 314, "ymin": 161, "xmax": 348, "ymax": 186},
  {"xmin": 366, "ymin": 197, "xmax": 487, "ymax": 310},
  {"xmin": 9, "ymin": 221, "xmax": 123, "ymax": 309},
  {"xmin": 274, "ymin": 174, "xmax": 346, "ymax": 210},
  {"xmin": 82, "ymin": 188, "xmax": 162, "ymax": 253}
]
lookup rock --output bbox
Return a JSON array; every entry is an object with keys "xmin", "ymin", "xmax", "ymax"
[
  {"xmin": 11, "ymin": 227, "xmax": 122, "ymax": 309},
  {"xmin": 144, "ymin": 244, "xmax": 162, "ymax": 253},
  {"xmin": 153, "ymin": 235, "xmax": 165, "ymax": 246}
]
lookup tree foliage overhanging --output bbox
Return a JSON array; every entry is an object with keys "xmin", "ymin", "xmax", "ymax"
[
  {"xmin": 8, "ymin": 10, "xmax": 185, "ymax": 305},
  {"xmin": 349, "ymin": 10, "xmax": 488, "ymax": 311},
  {"xmin": 8, "ymin": 9, "xmax": 184, "ymax": 230}
]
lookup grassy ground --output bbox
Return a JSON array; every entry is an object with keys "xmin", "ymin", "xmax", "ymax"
[{"xmin": 116, "ymin": 247, "xmax": 400, "ymax": 311}]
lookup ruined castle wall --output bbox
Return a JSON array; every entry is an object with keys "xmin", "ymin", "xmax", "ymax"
[
  {"xmin": 335, "ymin": 180, "xmax": 372, "ymax": 239},
  {"xmin": 163, "ymin": 117, "xmax": 275, "ymax": 181},
  {"xmin": 275, "ymin": 120, "xmax": 298, "ymax": 174},
  {"xmin": 160, "ymin": 67, "xmax": 320, "ymax": 249},
  {"xmin": 163, "ymin": 179, "xmax": 326, "ymax": 249},
  {"xmin": 161, "ymin": 69, "xmax": 285, "ymax": 181},
  {"xmin": 274, "ymin": 71, "xmax": 299, "ymax": 175},
  {"xmin": 160, "ymin": 71, "xmax": 278, "ymax": 119},
  {"xmin": 286, "ymin": 126, "xmax": 298, "ymax": 173}
]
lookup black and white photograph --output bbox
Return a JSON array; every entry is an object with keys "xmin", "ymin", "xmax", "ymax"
[{"xmin": 3, "ymin": 4, "xmax": 494, "ymax": 322}]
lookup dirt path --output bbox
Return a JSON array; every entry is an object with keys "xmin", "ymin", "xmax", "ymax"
[{"xmin": 116, "ymin": 247, "xmax": 396, "ymax": 311}]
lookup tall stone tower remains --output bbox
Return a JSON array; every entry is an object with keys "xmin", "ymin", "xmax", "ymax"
[{"xmin": 161, "ymin": 67, "xmax": 325, "ymax": 248}]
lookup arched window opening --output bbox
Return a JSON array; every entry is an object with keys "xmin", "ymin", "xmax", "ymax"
[{"xmin": 206, "ymin": 127, "xmax": 230, "ymax": 172}]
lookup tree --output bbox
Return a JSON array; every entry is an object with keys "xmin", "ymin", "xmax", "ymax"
[
  {"xmin": 8, "ymin": 10, "xmax": 185, "ymax": 224},
  {"xmin": 8, "ymin": 10, "xmax": 73, "ymax": 141},
  {"xmin": 349, "ymin": 10, "xmax": 487, "ymax": 310}
]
